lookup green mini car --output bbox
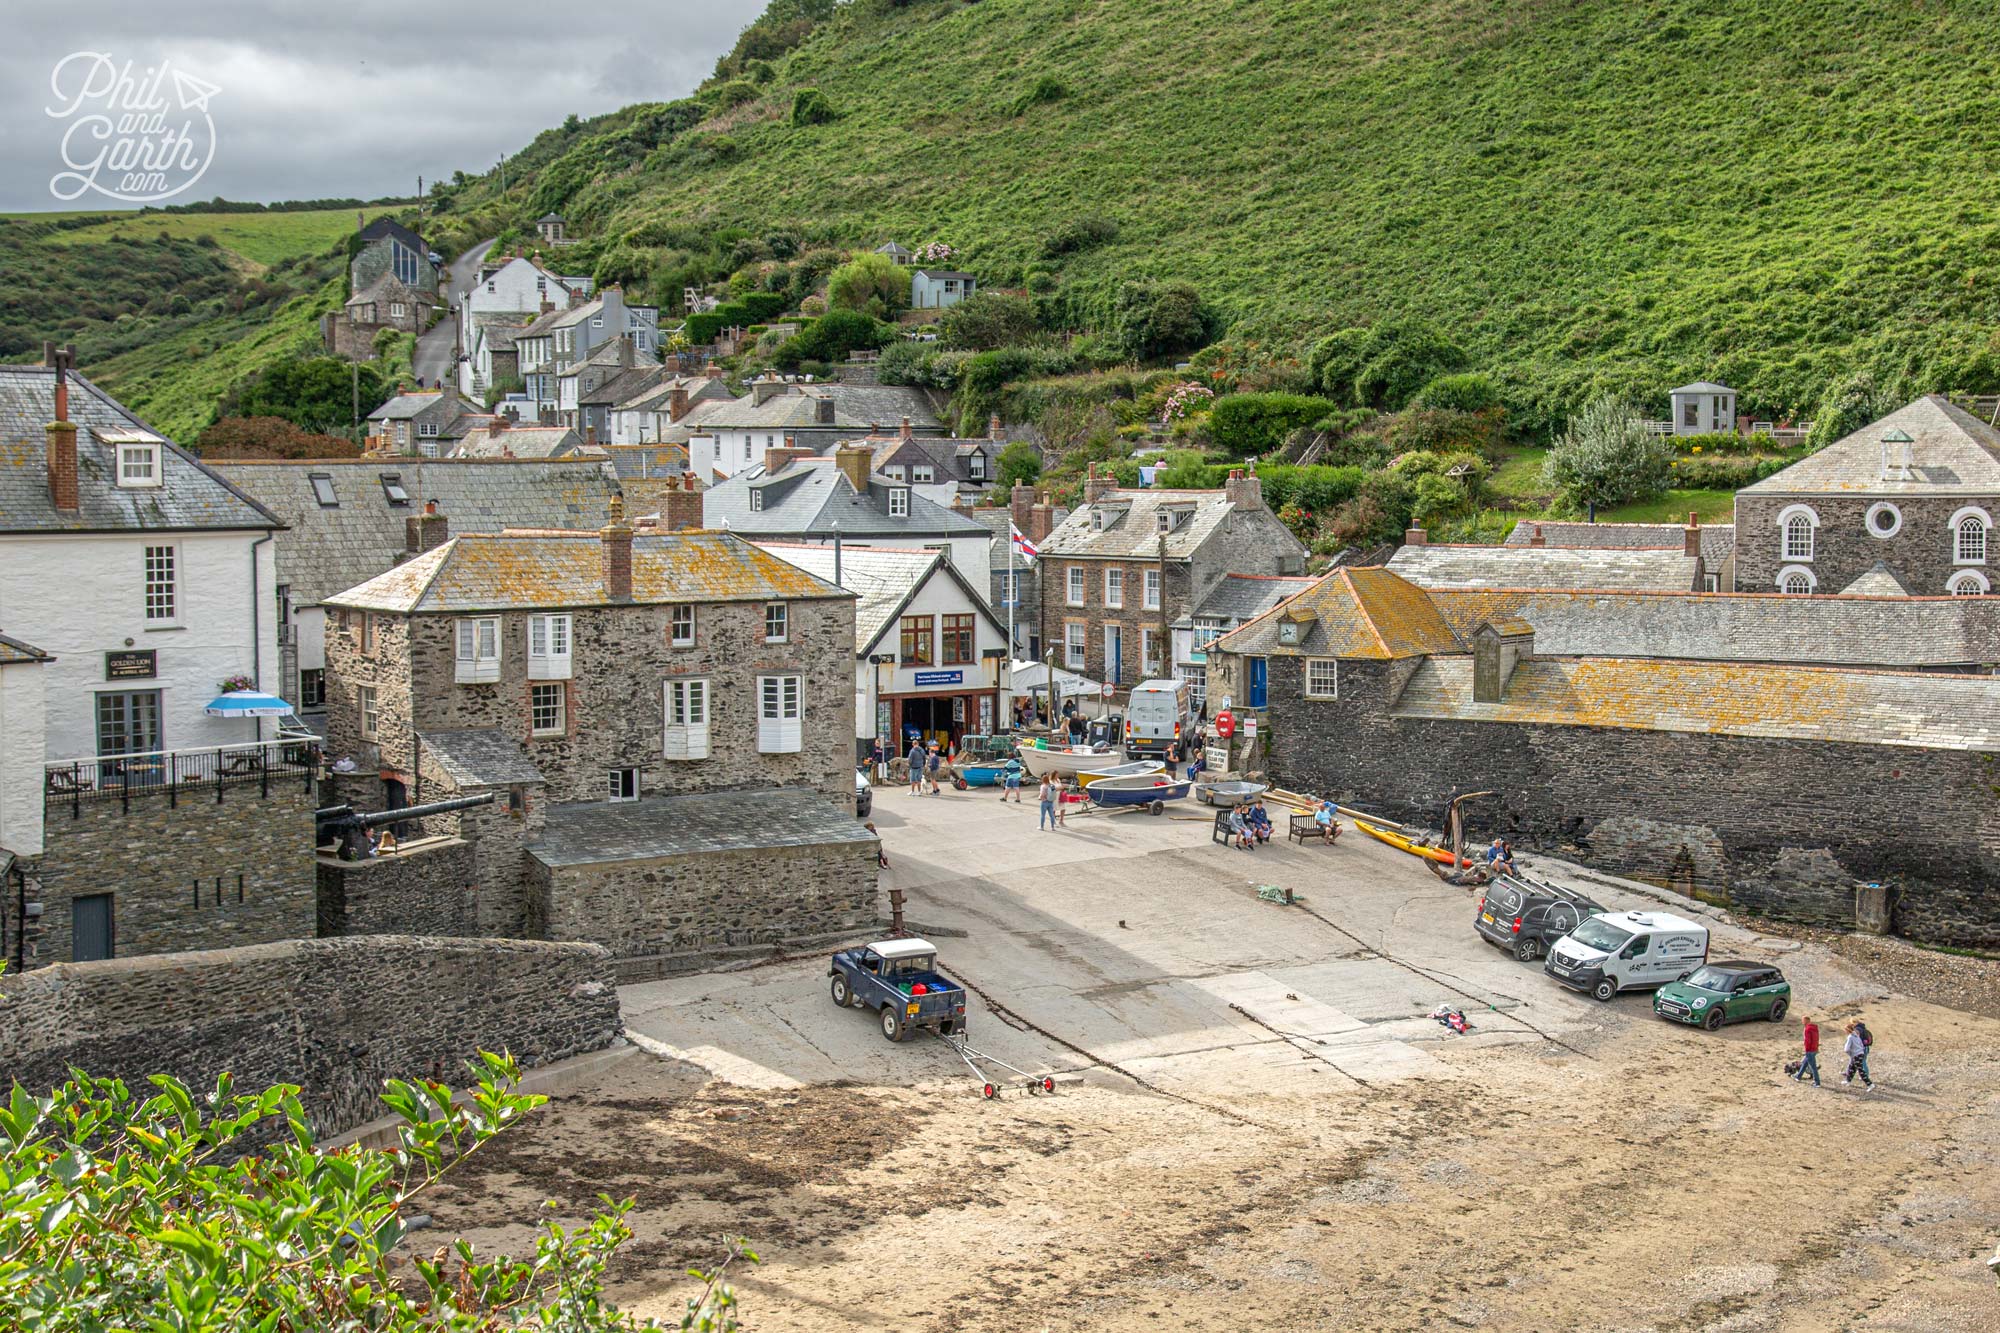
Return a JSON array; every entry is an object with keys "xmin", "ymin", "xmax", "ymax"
[{"xmin": 1652, "ymin": 960, "xmax": 1791, "ymax": 1031}]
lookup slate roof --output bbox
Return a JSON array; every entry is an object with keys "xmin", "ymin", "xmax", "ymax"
[
  {"xmin": 1214, "ymin": 567, "xmax": 1460, "ymax": 659},
  {"xmin": 327, "ymin": 529, "xmax": 846, "ymax": 613},
  {"xmin": 1740, "ymin": 395, "xmax": 2000, "ymax": 496},
  {"xmin": 451, "ymin": 425, "xmax": 583, "ymax": 459},
  {"xmin": 0, "ymin": 632, "xmax": 51, "ymax": 665},
  {"xmin": 368, "ymin": 390, "xmax": 457, "ymax": 422},
  {"xmin": 528, "ymin": 787, "xmax": 874, "ymax": 867},
  {"xmin": 0, "ymin": 366, "xmax": 279, "ymax": 535},
  {"xmin": 697, "ymin": 390, "xmax": 873, "ymax": 432},
  {"xmin": 1386, "ymin": 543, "xmax": 1701, "ymax": 591},
  {"xmin": 754, "ymin": 541, "xmax": 1001, "ymax": 655},
  {"xmin": 1837, "ymin": 562, "xmax": 1914, "ymax": 597},
  {"xmin": 826, "ymin": 384, "xmax": 943, "ymax": 430},
  {"xmin": 347, "ymin": 275, "xmax": 436, "ymax": 310},
  {"xmin": 1670, "ymin": 381, "xmax": 1736, "ymax": 395},
  {"xmin": 358, "ymin": 217, "xmax": 427, "ymax": 253},
  {"xmin": 913, "ymin": 269, "xmax": 975, "ymax": 281},
  {"xmin": 1039, "ymin": 487, "xmax": 1239, "ymax": 561},
  {"xmin": 1503, "ymin": 519, "xmax": 1736, "ymax": 567},
  {"xmin": 580, "ymin": 366, "xmax": 666, "ymax": 408},
  {"xmin": 1393, "ymin": 656, "xmax": 2000, "ymax": 752},
  {"xmin": 208, "ymin": 457, "xmax": 620, "ymax": 605},
  {"xmin": 421, "ymin": 728, "xmax": 547, "ymax": 787},
  {"xmin": 1191, "ymin": 573, "xmax": 1319, "ymax": 623},
  {"xmin": 704, "ymin": 456, "xmax": 991, "ymax": 540},
  {"xmin": 1424, "ymin": 588, "xmax": 2000, "ymax": 669},
  {"xmin": 601, "ymin": 443, "xmax": 689, "ymax": 480}
]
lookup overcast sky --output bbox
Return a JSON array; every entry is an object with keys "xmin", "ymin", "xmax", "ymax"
[{"xmin": 0, "ymin": 1, "xmax": 763, "ymax": 211}]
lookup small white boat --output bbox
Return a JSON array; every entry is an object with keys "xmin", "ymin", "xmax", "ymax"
[
  {"xmin": 1075, "ymin": 761, "xmax": 1166, "ymax": 788},
  {"xmin": 1016, "ymin": 742, "xmax": 1128, "ymax": 778}
]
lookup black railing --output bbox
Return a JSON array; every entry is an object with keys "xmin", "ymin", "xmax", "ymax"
[{"xmin": 45, "ymin": 738, "xmax": 319, "ymax": 818}]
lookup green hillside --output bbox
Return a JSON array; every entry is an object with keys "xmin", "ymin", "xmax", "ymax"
[{"xmin": 443, "ymin": 0, "xmax": 2000, "ymax": 429}]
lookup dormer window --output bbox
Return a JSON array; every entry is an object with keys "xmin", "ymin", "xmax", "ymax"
[
  {"xmin": 1091, "ymin": 510, "xmax": 1104, "ymax": 531},
  {"xmin": 115, "ymin": 440, "xmax": 162, "ymax": 488},
  {"xmin": 913, "ymin": 465, "xmax": 934, "ymax": 484},
  {"xmin": 889, "ymin": 488, "xmax": 910, "ymax": 517},
  {"xmin": 749, "ymin": 488, "xmax": 764, "ymax": 512},
  {"xmin": 968, "ymin": 453, "xmax": 985, "ymax": 479}
]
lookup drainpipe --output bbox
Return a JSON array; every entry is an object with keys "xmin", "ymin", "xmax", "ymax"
[{"xmin": 249, "ymin": 531, "xmax": 274, "ymax": 742}]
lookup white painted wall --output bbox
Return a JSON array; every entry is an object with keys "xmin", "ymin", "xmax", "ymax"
[
  {"xmin": 0, "ymin": 531, "xmax": 279, "ymax": 761},
  {"xmin": 0, "ymin": 660, "xmax": 48, "ymax": 856},
  {"xmin": 853, "ymin": 568, "xmax": 1012, "ymax": 740}
]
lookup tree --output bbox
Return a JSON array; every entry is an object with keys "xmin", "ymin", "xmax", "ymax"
[
  {"xmin": 826, "ymin": 252, "xmax": 908, "ymax": 319},
  {"xmin": 1542, "ymin": 394, "xmax": 1671, "ymax": 513},
  {"xmin": 1805, "ymin": 370, "xmax": 1898, "ymax": 452},
  {"xmin": 938, "ymin": 292, "xmax": 1039, "ymax": 351},
  {"xmin": 995, "ymin": 440, "xmax": 1043, "ymax": 488},
  {"xmin": 1207, "ymin": 392, "xmax": 1341, "ymax": 460},
  {"xmin": 0, "ymin": 1055, "xmax": 753, "ymax": 1330},
  {"xmin": 1114, "ymin": 281, "xmax": 1215, "ymax": 362},
  {"xmin": 195, "ymin": 415, "xmax": 360, "ymax": 460},
  {"xmin": 1312, "ymin": 321, "xmax": 1469, "ymax": 411},
  {"xmin": 221, "ymin": 358, "xmax": 389, "ymax": 434},
  {"xmin": 775, "ymin": 308, "xmax": 887, "ymax": 368}
]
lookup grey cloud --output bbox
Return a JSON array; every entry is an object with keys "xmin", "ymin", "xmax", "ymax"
[{"xmin": 0, "ymin": 0, "xmax": 761, "ymax": 210}]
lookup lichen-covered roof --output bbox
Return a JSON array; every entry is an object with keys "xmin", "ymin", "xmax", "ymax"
[
  {"xmin": 1387, "ymin": 543, "xmax": 1700, "ymax": 591},
  {"xmin": 1503, "ymin": 519, "xmax": 1735, "ymax": 567},
  {"xmin": 528, "ymin": 787, "xmax": 873, "ymax": 866},
  {"xmin": 326, "ymin": 528, "xmax": 847, "ymax": 613},
  {"xmin": 0, "ymin": 632, "xmax": 51, "ymax": 665},
  {"xmin": 755, "ymin": 540, "xmax": 1002, "ymax": 654},
  {"xmin": 210, "ymin": 457, "xmax": 621, "ymax": 605},
  {"xmin": 1214, "ymin": 567, "xmax": 1460, "ymax": 659},
  {"xmin": 0, "ymin": 366, "xmax": 279, "ymax": 535},
  {"xmin": 1393, "ymin": 656, "xmax": 2000, "ymax": 752},
  {"xmin": 1039, "ymin": 487, "xmax": 1242, "ymax": 561},
  {"xmin": 1425, "ymin": 587, "xmax": 2000, "ymax": 669},
  {"xmin": 1741, "ymin": 395, "xmax": 2000, "ymax": 496},
  {"xmin": 421, "ymin": 729, "xmax": 546, "ymax": 788}
]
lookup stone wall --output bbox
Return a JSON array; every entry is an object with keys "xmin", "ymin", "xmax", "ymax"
[
  {"xmin": 316, "ymin": 837, "xmax": 478, "ymax": 937},
  {"xmin": 27, "ymin": 778, "xmax": 317, "ymax": 966},
  {"xmin": 0, "ymin": 936, "xmax": 621, "ymax": 1140},
  {"xmin": 530, "ymin": 839, "xmax": 879, "ymax": 968},
  {"xmin": 1735, "ymin": 492, "xmax": 1996, "ymax": 594},
  {"xmin": 1048, "ymin": 557, "xmax": 1194, "ymax": 688},
  {"xmin": 1249, "ymin": 654, "xmax": 2000, "ymax": 944}
]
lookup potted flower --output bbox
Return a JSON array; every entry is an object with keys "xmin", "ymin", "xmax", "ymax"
[{"xmin": 217, "ymin": 673, "xmax": 255, "ymax": 694}]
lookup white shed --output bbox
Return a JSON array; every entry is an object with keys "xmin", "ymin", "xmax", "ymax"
[{"xmin": 1669, "ymin": 381, "xmax": 1738, "ymax": 437}]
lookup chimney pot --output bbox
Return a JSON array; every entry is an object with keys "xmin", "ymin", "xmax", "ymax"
[
  {"xmin": 1683, "ymin": 510, "xmax": 1702, "ymax": 558},
  {"xmin": 1223, "ymin": 468, "xmax": 1264, "ymax": 512}
]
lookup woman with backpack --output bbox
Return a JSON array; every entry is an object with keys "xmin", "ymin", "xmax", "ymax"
[{"xmin": 1844, "ymin": 1019, "xmax": 1875, "ymax": 1090}]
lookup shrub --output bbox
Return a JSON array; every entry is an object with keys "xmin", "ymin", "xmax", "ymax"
[
  {"xmin": 710, "ymin": 80, "xmax": 759, "ymax": 111},
  {"xmin": 1807, "ymin": 370, "xmax": 1899, "ymax": 452},
  {"xmin": 1411, "ymin": 371, "xmax": 1501, "ymax": 415},
  {"xmin": 195, "ymin": 415, "xmax": 359, "ymax": 459},
  {"xmin": 1114, "ymin": 280, "xmax": 1216, "ymax": 361},
  {"xmin": 1385, "ymin": 407, "xmax": 1507, "ymax": 457},
  {"xmin": 1313, "ymin": 320, "xmax": 1470, "ymax": 411},
  {"xmin": 938, "ymin": 292, "xmax": 1040, "ymax": 350},
  {"xmin": 791, "ymin": 88, "xmax": 837, "ymax": 126},
  {"xmin": 221, "ymin": 357, "xmax": 388, "ymax": 434},
  {"xmin": 1207, "ymin": 392, "xmax": 1342, "ymax": 459},
  {"xmin": 774, "ymin": 308, "xmax": 888, "ymax": 367},
  {"xmin": 1543, "ymin": 394, "xmax": 1671, "ymax": 512},
  {"xmin": 1041, "ymin": 215, "xmax": 1119, "ymax": 260},
  {"xmin": 1008, "ymin": 74, "xmax": 1068, "ymax": 115},
  {"xmin": 827, "ymin": 252, "xmax": 908, "ymax": 317},
  {"xmin": 996, "ymin": 440, "xmax": 1043, "ymax": 487}
]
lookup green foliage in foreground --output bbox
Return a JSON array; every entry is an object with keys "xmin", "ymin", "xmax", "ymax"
[
  {"xmin": 1543, "ymin": 395, "xmax": 1674, "ymax": 514},
  {"xmin": 0, "ymin": 1054, "xmax": 751, "ymax": 1331}
]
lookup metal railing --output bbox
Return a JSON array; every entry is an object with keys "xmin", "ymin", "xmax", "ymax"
[{"xmin": 45, "ymin": 737, "xmax": 319, "ymax": 817}]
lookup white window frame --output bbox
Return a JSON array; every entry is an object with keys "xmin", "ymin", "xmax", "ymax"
[
  {"xmin": 1950, "ymin": 506, "xmax": 1992, "ymax": 565},
  {"xmin": 358, "ymin": 685, "xmax": 379, "ymax": 741},
  {"xmin": 1067, "ymin": 566, "xmax": 1085, "ymax": 606},
  {"xmin": 663, "ymin": 678, "xmax": 710, "ymax": 759},
  {"xmin": 1305, "ymin": 658, "xmax": 1339, "ymax": 699},
  {"xmin": 529, "ymin": 681, "xmax": 566, "ymax": 736},
  {"xmin": 1948, "ymin": 570, "xmax": 1990, "ymax": 596},
  {"xmin": 1865, "ymin": 502, "xmax": 1902, "ymax": 539},
  {"xmin": 142, "ymin": 544, "xmax": 178, "ymax": 623},
  {"xmin": 608, "ymin": 767, "xmax": 639, "ymax": 801},
  {"xmin": 889, "ymin": 488, "xmax": 910, "ymax": 517},
  {"xmin": 749, "ymin": 489, "xmax": 764, "ymax": 512},
  {"xmin": 758, "ymin": 673, "xmax": 803, "ymax": 753},
  {"xmin": 1064, "ymin": 622, "xmax": 1086, "ymax": 670},
  {"xmin": 1104, "ymin": 568, "xmax": 1124, "ymax": 609},
  {"xmin": 670, "ymin": 604, "xmax": 695, "ymax": 646},
  {"xmin": 390, "ymin": 302, "xmax": 407, "ymax": 318},
  {"xmin": 997, "ymin": 570, "xmax": 1019, "ymax": 606},
  {"xmin": 117, "ymin": 442, "xmax": 162, "ymax": 488},
  {"xmin": 968, "ymin": 453, "xmax": 985, "ymax": 479},
  {"xmin": 1777, "ymin": 504, "xmax": 1819, "ymax": 562},
  {"xmin": 764, "ymin": 602, "xmax": 789, "ymax": 643},
  {"xmin": 455, "ymin": 615, "xmax": 502, "ymax": 683},
  {"xmin": 1140, "ymin": 627, "xmax": 1160, "ymax": 675},
  {"xmin": 528, "ymin": 613, "xmax": 572, "ymax": 679},
  {"xmin": 1777, "ymin": 565, "xmax": 1817, "ymax": 595},
  {"xmin": 913, "ymin": 464, "xmax": 934, "ymax": 484},
  {"xmin": 1143, "ymin": 568, "xmax": 1161, "ymax": 611},
  {"xmin": 417, "ymin": 420, "xmax": 439, "ymax": 438}
]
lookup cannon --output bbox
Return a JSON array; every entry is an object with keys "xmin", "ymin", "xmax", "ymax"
[{"xmin": 314, "ymin": 793, "xmax": 496, "ymax": 861}]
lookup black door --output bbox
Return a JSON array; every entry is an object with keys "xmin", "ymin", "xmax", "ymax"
[{"xmin": 72, "ymin": 894, "xmax": 114, "ymax": 962}]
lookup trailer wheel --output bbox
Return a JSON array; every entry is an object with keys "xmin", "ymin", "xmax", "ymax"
[
  {"xmin": 879, "ymin": 1007, "xmax": 905, "ymax": 1042},
  {"xmin": 831, "ymin": 975, "xmax": 854, "ymax": 1008},
  {"xmin": 1041, "ymin": 1076, "xmax": 1056, "ymax": 1094},
  {"xmin": 1150, "ymin": 800, "xmax": 1165, "ymax": 816},
  {"xmin": 981, "ymin": 1082, "xmax": 997, "ymax": 1099},
  {"xmin": 1196, "ymin": 788, "xmax": 1212, "ymax": 805}
]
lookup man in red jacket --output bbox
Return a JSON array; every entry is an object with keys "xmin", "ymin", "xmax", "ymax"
[{"xmin": 1792, "ymin": 1014, "xmax": 1822, "ymax": 1087}]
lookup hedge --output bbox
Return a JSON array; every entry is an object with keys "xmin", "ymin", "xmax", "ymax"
[{"xmin": 683, "ymin": 290, "xmax": 792, "ymax": 343}]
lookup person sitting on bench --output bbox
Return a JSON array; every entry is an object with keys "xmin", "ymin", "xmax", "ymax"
[
  {"xmin": 1243, "ymin": 799, "xmax": 1273, "ymax": 846},
  {"xmin": 1228, "ymin": 806, "xmax": 1255, "ymax": 851},
  {"xmin": 1314, "ymin": 797, "xmax": 1341, "ymax": 843}
]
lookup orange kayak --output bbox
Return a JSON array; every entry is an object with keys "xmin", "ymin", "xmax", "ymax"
[{"xmin": 1353, "ymin": 818, "xmax": 1473, "ymax": 867}]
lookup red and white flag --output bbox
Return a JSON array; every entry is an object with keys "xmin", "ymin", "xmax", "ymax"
[{"xmin": 1010, "ymin": 523, "xmax": 1039, "ymax": 564}]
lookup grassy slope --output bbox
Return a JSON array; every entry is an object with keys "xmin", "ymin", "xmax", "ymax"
[
  {"xmin": 543, "ymin": 0, "xmax": 2000, "ymax": 426},
  {"xmin": 26, "ymin": 209, "xmax": 358, "ymax": 271}
]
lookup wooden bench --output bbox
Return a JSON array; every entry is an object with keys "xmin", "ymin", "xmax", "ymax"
[
  {"xmin": 1212, "ymin": 810, "xmax": 1236, "ymax": 845},
  {"xmin": 1289, "ymin": 813, "xmax": 1335, "ymax": 845}
]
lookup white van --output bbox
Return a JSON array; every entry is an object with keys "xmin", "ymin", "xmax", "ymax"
[
  {"xmin": 1124, "ymin": 678, "xmax": 1193, "ymax": 759},
  {"xmin": 1544, "ymin": 910, "xmax": 1709, "ymax": 1002}
]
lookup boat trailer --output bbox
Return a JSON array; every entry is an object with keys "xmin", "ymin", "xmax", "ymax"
[{"xmin": 929, "ymin": 1030, "xmax": 1058, "ymax": 1100}]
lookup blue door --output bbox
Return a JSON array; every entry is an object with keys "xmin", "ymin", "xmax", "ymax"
[{"xmin": 1248, "ymin": 657, "xmax": 1268, "ymax": 709}]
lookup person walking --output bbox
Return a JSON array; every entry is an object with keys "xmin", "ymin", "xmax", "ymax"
[
  {"xmin": 1001, "ymin": 758, "xmax": 1023, "ymax": 802},
  {"xmin": 925, "ymin": 741, "xmax": 943, "ymax": 795},
  {"xmin": 1792, "ymin": 1014, "xmax": 1822, "ymax": 1087},
  {"xmin": 1038, "ymin": 775, "xmax": 1058, "ymax": 830},
  {"xmin": 1842, "ymin": 1020, "xmax": 1875, "ymax": 1090},
  {"xmin": 907, "ymin": 738, "xmax": 925, "ymax": 795}
]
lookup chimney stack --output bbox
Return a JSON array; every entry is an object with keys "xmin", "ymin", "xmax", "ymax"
[
  {"xmin": 1683, "ymin": 511, "xmax": 1701, "ymax": 558},
  {"xmin": 540, "ymin": 298, "xmax": 555, "ymax": 315},
  {"xmin": 899, "ymin": 415, "xmax": 913, "ymax": 443},
  {"xmin": 1083, "ymin": 462, "xmax": 1115, "ymax": 504},
  {"xmin": 668, "ymin": 385, "xmax": 691, "ymax": 421},
  {"xmin": 1010, "ymin": 480, "xmax": 1035, "ymax": 539},
  {"xmin": 44, "ymin": 342, "xmax": 78, "ymax": 513},
  {"xmin": 752, "ymin": 378, "xmax": 788, "ymax": 406},
  {"xmin": 618, "ymin": 335, "xmax": 634, "ymax": 369},
  {"xmin": 764, "ymin": 440, "xmax": 814, "ymax": 476},
  {"xmin": 601, "ymin": 494, "xmax": 633, "ymax": 599},
  {"xmin": 1222, "ymin": 467, "xmax": 1263, "ymax": 512},
  {"xmin": 406, "ymin": 499, "xmax": 450, "ymax": 555},
  {"xmin": 816, "ymin": 394, "xmax": 836, "ymax": 425},
  {"xmin": 989, "ymin": 413, "xmax": 1003, "ymax": 442},
  {"xmin": 1528, "ymin": 524, "xmax": 1546, "ymax": 548},
  {"xmin": 1403, "ymin": 527, "xmax": 1428, "ymax": 546},
  {"xmin": 834, "ymin": 443, "xmax": 872, "ymax": 493},
  {"xmin": 658, "ymin": 476, "xmax": 704, "ymax": 532}
]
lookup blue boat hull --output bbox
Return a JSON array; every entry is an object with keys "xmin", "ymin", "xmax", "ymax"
[{"xmin": 1086, "ymin": 780, "xmax": 1192, "ymax": 808}]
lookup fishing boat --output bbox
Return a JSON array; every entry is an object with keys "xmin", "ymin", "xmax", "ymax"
[
  {"xmin": 1084, "ymin": 774, "xmax": 1192, "ymax": 813},
  {"xmin": 1016, "ymin": 742, "xmax": 1129, "ymax": 779},
  {"xmin": 1075, "ymin": 761, "xmax": 1166, "ymax": 788},
  {"xmin": 953, "ymin": 761, "xmax": 1017, "ymax": 788},
  {"xmin": 1352, "ymin": 817, "xmax": 1473, "ymax": 867},
  {"xmin": 1192, "ymin": 780, "xmax": 1268, "ymax": 808}
]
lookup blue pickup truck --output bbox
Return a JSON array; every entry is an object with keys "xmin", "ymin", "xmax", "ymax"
[{"xmin": 829, "ymin": 938, "xmax": 968, "ymax": 1042}]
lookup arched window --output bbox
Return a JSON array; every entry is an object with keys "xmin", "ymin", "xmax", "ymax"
[
  {"xmin": 1783, "ymin": 515, "xmax": 1814, "ymax": 561},
  {"xmin": 1781, "ymin": 572, "xmax": 1812, "ymax": 595},
  {"xmin": 1957, "ymin": 516, "xmax": 1987, "ymax": 564},
  {"xmin": 1949, "ymin": 570, "xmax": 1990, "ymax": 596}
]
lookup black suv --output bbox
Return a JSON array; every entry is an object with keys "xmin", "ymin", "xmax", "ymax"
[{"xmin": 1474, "ymin": 875, "xmax": 1605, "ymax": 962}]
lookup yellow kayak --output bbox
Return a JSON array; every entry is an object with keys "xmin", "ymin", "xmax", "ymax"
[{"xmin": 1352, "ymin": 818, "xmax": 1472, "ymax": 867}]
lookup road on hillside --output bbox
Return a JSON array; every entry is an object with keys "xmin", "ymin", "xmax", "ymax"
[{"xmin": 413, "ymin": 238, "xmax": 493, "ymax": 388}]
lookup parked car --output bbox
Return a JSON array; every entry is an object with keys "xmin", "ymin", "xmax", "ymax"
[
  {"xmin": 1474, "ymin": 875, "xmax": 1605, "ymax": 961},
  {"xmin": 855, "ymin": 766, "xmax": 872, "ymax": 818},
  {"xmin": 1653, "ymin": 961, "xmax": 1791, "ymax": 1030},
  {"xmin": 829, "ymin": 939, "xmax": 968, "ymax": 1041},
  {"xmin": 1545, "ymin": 910, "xmax": 1710, "ymax": 1002}
]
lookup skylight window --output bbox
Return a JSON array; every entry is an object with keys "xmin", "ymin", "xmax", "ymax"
[
  {"xmin": 380, "ymin": 474, "xmax": 410, "ymax": 506},
  {"xmin": 308, "ymin": 473, "xmax": 338, "ymax": 508}
]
